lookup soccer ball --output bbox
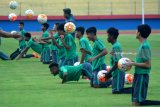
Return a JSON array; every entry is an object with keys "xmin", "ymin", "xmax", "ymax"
[
  {"xmin": 25, "ymin": 9, "xmax": 34, "ymax": 19},
  {"xmin": 97, "ymin": 70, "xmax": 108, "ymax": 83},
  {"xmin": 11, "ymin": 30, "xmax": 17, "ymax": 34},
  {"xmin": 74, "ymin": 62, "xmax": 80, "ymax": 66},
  {"xmin": 125, "ymin": 73, "xmax": 134, "ymax": 84},
  {"xmin": 9, "ymin": 1, "xmax": 18, "ymax": 9},
  {"xmin": 8, "ymin": 13, "xmax": 17, "ymax": 21},
  {"xmin": 106, "ymin": 66, "xmax": 111, "ymax": 71},
  {"xmin": 37, "ymin": 14, "xmax": 47, "ymax": 24},
  {"xmin": 64, "ymin": 22, "xmax": 76, "ymax": 33},
  {"xmin": 118, "ymin": 57, "xmax": 132, "ymax": 71}
]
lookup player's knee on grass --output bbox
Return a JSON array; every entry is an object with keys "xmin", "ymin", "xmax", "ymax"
[
  {"xmin": 81, "ymin": 62, "xmax": 93, "ymax": 79},
  {"xmin": 112, "ymin": 71, "xmax": 125, "ymax": 93},
  {"xmin": 42, "ymin": 49, "xmax": 50, "ymax": 64},
  {"xmin": 132, "ymin": 74, "xmax": 149, "ymax": 103}
]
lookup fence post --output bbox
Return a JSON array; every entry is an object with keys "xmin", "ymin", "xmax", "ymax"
[
  {"xmin": 41, "ymin": 3, "xmax": 44, "ymax": 14},
  {"xmin": 19, "ymin": 2, "xmax": 21, "ymax": 16},
  {"xmin": 134, "ymin": 1, "xmax": 136, "ymax": 14},
  {"xmin": 158, "ymin": 0, "xmax": 160, "ymax": 14},
  {"xmin": 64, "ymin": 2, "xmax": 66, "ymax": 8},
  {"xmin": 110, "ymin": 2, "xmax": 112, "ymax": 15},
  {"xmin": 87, "ymin": 2, "xmax": 90, "ymax": 15}
]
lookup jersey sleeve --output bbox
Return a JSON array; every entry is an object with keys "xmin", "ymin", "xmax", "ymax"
[
  {"xmin": 26, "ymin": 39, "xmax": 33, "ymax": 48},
  {"xmin": 80, "ymin": 40, "xmax": 86, "ymax": 49},
  {"xmin": 54, "ymin": 33, "xmax": 59, "ymax": 40},
  {"xmin": 43, "ymin": 32, "xmax": 49, "ymax": 38},
  {"xmin": 65, "ymin": 35, "xmax": 73, "ymax": 46},
  {"xmin": 97, "ymin": 41, "xmax": 105, "ymax": 51},
  {"xmin": 141, "ymin": 46, "xmax": 151, "ymax": 61},
  {"xmin": 111, "ymin": 46, "xmax": 122, "ymax": 62},
  {"xmin": 60, "ymin": 66, "xmax": 68, "ymax": 73}
]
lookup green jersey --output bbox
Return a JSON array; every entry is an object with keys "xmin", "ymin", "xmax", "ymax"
[
  {"xmin": 92, "ymin": 38, "xmax": 106, "ymax": 70},
  {"xmin": 135, "ymin": 40, "xmax": 151, "ymax": 74},
  {"xmin": 110, "ymin": 41, "xmax": 122, "ymax": 77},
  {"xmin": 42, "ymin": 31, "xmax": 49, "ymax": 51},
  {"xmin": 19, "ymin": 29, "xmax": 26, "ymax": 47},
  {"xmin": 79, "ymin": 37, "xmax": 92, "ymax": 62},
  {"xmin": 57, "ymin": 38, "xmax": 65, "ymax": 59},
  {"xmin": 64, "ymin": 33, "xmax": 77, "ymax": 60},
  {"xmin": 27, "ymin": 38, "xmax": 42, "ymax": 54},
  {"xmin": 59, "ymin": 64, "xmax": 83, "ymax": 82},
  {"xmin": 50, "ymin": 33, "xmax": 59, "ymax": 51}
]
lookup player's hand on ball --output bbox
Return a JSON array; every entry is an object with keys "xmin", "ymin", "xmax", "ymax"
[{"xmin": 126, "ymin": 60, "xmax": 133, "ymax": 66}]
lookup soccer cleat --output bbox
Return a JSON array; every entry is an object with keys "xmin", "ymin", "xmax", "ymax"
[{"xmin": 32, "ymin": 52, "xmax": 39, "ymax": 58}]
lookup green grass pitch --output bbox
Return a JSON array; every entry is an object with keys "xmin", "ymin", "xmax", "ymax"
[{"xmin": 0, "ymin": 34, "xmax": 160, "ymax": 107}]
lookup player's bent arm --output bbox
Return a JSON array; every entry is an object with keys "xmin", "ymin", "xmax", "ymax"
[
  {"xmin": 131, "ymin": 60, "xmax": 151, "ymax": 68},
  {"xmin": 80, "ymin": 51, "xmax": 86, "ymax": 64},
  {"xmin": 16, "ymin": 37, "xmax": 22, "ymax": 40},
  {"xmin": 37, "ymin": 40, "xmax": 51, "ymax": 44},
  {"xmin": 62, "ymin": 73, "xmax": 68, "ymax": 84},
  {"xmin": 0, "ymin": 30, "xmax": 20, "ymax": 38},
  {"xmin": 17, "ymin": 47, "xmax": 30, "ymax": 60},
  {"xmin": 80, "ymin": 48, "xmax": 91, "ymax": 55},
  {"xmin": 41, "ymin": 37, "xmax": 52, "ymax": 41},
  {"xmin": 51, "ymin": 36, "xmax": 61, "ymax": 49},
  {"xmin": 105, "ymin": 62, "xmax": 118, "ymax": 80},
  {"xmin": 60, "ymin": 39, "xmax": 70, "ymax": 50},
  {"xmin": 92, "ymin": 49, "xmax": 108, "ymax": 61}
]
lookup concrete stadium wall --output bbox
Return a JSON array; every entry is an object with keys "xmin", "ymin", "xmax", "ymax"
[{"xmin": 0, "ymin": 15, "xmax": 159, "ymax": 32}]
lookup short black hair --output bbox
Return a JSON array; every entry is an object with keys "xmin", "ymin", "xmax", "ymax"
[
  {"xmin": 137, "ymin": 24, "xmax": 151, "ymax": 38},
  {"xmin": 107, "ymin": 27, "xmax": 119, "ymax": 39},
  {"xmin": 57, "ymin": 23, "xmax": 65, "ymax": 32},
  {"xmin": 19, "ymin": 21, "xmax": 24, "ymax": 26},
  {"xmin": 42, "ymin": 23, "xmax": 49, "ymax": 30},
  {"xmin": 49, "ymin": 62, "xmax": 59, "ymax": 68},
  {"xmin": 76, "ymin": 26, "xmax": 85, "ymax": 35},
  {"xmin": 63, "ymin": 8, "xmax": 71, "ymax": 15},
  {"xmin": 86, "ymin": 27, "xmax": 97, "ymax": 35},
  {"xmin": 24, "ymin": 32, "xmax": 31, "ymax": 39}
]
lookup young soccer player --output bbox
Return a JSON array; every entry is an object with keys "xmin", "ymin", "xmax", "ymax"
[
  {"xmin": 50, "ymin": 23, "xmax": 60, "ymax": 63},
  {"xmin": 75, "ymin": 26, "xmax": 92, "ymax": 64},
  {"xmin": 17, "ymin": 32, "xmax": 42, "ymax": 60},
  {"xmin": 105, "ymin": 27, "xmax": 132, "ymax": 94},
  {"xmin": 86, "ymin": 27, "xmax": 111, "ymax": 88},
  {"xmin": 63, "ymin": 8, "xmax": 75, "ymax": 24},
  {"xmin": 63, "ymin": 8, "xmax": 76, "ymax": 38},
  {"xmin": 10, "ymin": 22, "xmax": 27, "ymax": 60},
  {"xmin": 0, "ymin": 29, "xmax": 20, "ymax": 60},
  {"xmin": 49, "ymin": 62, "xmax": 93, "ymax": 85},
  {"xmin": 18, "ymin": 22, "xmax": 26, "ymax": 50},
  {"xmin": 57, "ymin": 23, "xmax": 78, "ymax": 66},
  {"xmin": 76, "ymin": 26, "xmax": 92, "ymax": 79},
  {"xmin": 41, "ymin": 23, "xmax": 60, "ymax": 63},
  {"xmin": 127, "ymin": 24, "xmax": 160, "ymax": 106},
  {"xmin": 40, "ymin": 23, "xmax": 50, "ymax": 64},
  {"xmin": 57, "ymin": 37, "xmax": 66, "ymax": 67},
  {"xmin": 43, "ymin": 23, "xmax": 66, "ymax": 66}
]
